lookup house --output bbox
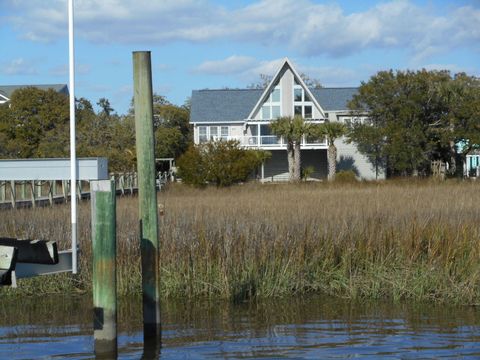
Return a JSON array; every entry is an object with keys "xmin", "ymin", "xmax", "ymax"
[
  {"xmin": 190, "ymin": 58, "xmax": 385, "ymax": 181},
  {"xmin": 0, "ymin": 84, "xmax": 69, "ymax": 105},
  {"xmin": 464, "ymin": 150, "xmax": 480, "ymax": 177}
]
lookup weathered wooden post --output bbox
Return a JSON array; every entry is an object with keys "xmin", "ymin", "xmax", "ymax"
[
  {"xmin": 10, "ymin": 181, "xmax": 16, "ymax": 208},
  {"xmin": 91, "ymin": 179, "xmax": 117, "ymax": 358},
  {"xmin": 133, "ymin": 51, "xmax": 161, "ymax": 343},
  {"xmin": 0, "ymin": 181, "xmax": 5, "ymax": 203},
  {"xmin": 21, "ymin": 181, "xmax": 26, "ymax": 200},
  {"xmin": 30, "ymin": 180, "xmax": 36, "ymax": 208}
]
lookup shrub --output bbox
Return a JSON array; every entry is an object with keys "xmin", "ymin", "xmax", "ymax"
[
  {"xmin": 335, "ymin": 170, "xmax": 358, "ymax": 182},
  {"xmin": 301, "ymin": 166, "xmax": 315, "ymax": 181},
  {"xmin": 177, "ymin": 140, "xmax": 269, "ymax": 186}
]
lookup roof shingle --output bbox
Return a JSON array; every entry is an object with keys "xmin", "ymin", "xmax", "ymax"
[{"xmin": 190, "ymin": 87, "xmax": 358, "ymax": 123}]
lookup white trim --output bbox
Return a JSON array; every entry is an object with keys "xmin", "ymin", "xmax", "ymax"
[
  {"xmin": 247, "ymin": 58, "xmax": 288, "ymax": 120},
  {"xmin": 191, "ymin": 120, "xmax": 245, "ymax": 125},
  {"xmin": 289, "ymin": 64, "xmax": 325, "ymax": 119},
  {"xmin": 0, "ymin": 93, "xmax": 9, "ymax": 102},
  {"xmin": 247, "ymin": 58, "xmax": 326, "ymax": 120}
]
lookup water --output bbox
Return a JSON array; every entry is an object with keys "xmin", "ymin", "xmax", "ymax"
[{"xmin": 1, "ymin": 296, "xmax": 479, "ymax": 359}]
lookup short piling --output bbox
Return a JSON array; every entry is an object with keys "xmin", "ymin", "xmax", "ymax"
[
  {"xmin": 133, "ymin": 51, "xmax": 162, "ymax": 342},
  {"xmin": 91, "ymin": 179, "xmax": 117, "ymax": 358}
]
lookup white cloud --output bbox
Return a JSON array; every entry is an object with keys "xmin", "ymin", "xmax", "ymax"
[
  {"xmin": 5, "ymin": 0, "xmax": 480, "ymax": 60},
  {"xmin": 1, "ymin": 58, "xmax": 38, "ymax": 75},
  {"xmin": 194, "ymin": 56, "xmax": 361, "ymax": 87},
  {"xmin": 194, "ymin": 55, "xmax": 257, "ymax": 75}
]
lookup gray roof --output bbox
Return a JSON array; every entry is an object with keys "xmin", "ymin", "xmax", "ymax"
[
  {"xmin": 310, "ymin": 88, "xmax": 358, "ymax": 112},
  {"xmin": 0, "ymin": 84, "xmax": 69, "ymax": 100},
  {"xmin": 190, "ymin": 87, "xmax": 358, "ymax": 123},
  {"xmin": 191, "ymin": 89, "xmax": 263, "ymax": 123}
]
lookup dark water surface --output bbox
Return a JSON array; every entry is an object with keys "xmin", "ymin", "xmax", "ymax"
[{"xmin": 0, "ymin": 295, "xmax": 479, "ymax": 359}]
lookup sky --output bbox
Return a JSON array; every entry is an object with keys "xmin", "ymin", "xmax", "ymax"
[{"xmin": 1, "ymin": 0, "xmax": 479, "ymax": 115}]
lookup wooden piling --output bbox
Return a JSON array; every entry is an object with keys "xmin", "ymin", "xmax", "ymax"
[
  {"xmin": 0, "ymin": 181, "xmax": 5, "ymax": 203},
  {"xmin": 31, "ymin": 181, "xmax": 36, "ymax": 208},
  {"xmin": 10, "ymin": 181, "xmax": 16, "ymax": 209},
  {"xmin": 133, "ymin": 51, "xmax": 161, "ymax": 342},
  {"xmin": 91, "ymin": 179, "xmax": 117, "ymax": 357}
]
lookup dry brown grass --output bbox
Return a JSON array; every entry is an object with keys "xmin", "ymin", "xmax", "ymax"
[{"xmin": 2, "ymin": 179, "xmax": 480, "ymax": 303}]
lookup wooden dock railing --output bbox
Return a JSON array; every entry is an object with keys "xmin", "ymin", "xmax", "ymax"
[{"xmin": 0, "ymin": 171, "xmax": 171, "ymax": 209}]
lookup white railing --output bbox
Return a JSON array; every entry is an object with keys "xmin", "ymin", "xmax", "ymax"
[{"xmin": 200, "ymin": 135, "xmax": 326, "ymax": 147}]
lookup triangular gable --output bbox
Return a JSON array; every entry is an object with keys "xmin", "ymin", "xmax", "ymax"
[{"xmin": 246, "ymin": 58, "xmax": 326, "ymax": 120}]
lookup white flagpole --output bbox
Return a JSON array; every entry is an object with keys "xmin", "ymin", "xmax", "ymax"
[{"xmin": 68, "ymin": 0, "xmax": 77, "ymax": 274}]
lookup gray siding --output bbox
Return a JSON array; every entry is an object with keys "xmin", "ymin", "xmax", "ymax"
[
  {"xmin": 336, "ymin": 139, "xmax": 385, "ymax": 180},
  {"xmin": 331, "ymin": 112, "xmax": 386, "ymax": 180}
]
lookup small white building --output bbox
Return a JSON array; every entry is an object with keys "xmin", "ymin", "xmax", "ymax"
[
  {"xmin": 464, "ymin": 151, "xmax": 480, "ymax": 177},
  {"xmin": 189, "ymin": 58, "xmax": 384, "ymax": 181}
]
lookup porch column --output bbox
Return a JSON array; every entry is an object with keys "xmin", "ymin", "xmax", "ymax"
[
  {"xmin": 257, "ymin": 124, "xmax": 260, "ymax": 147},
  {"xmin": 261, "ymin": 161, "xmax": 265, "ymax": 181}
]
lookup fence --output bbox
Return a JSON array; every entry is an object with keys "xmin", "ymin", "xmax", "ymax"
[{"xmin": 0, "ymin": 171, "xmax": 171, "ymax": 209}]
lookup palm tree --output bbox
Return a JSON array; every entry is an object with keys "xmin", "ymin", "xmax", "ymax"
[
  {"xmin": 270, "ymin": 116, "xmax": 310, "ymax": 182},
  {"xmin": 310, "ymin": 121, "xmax": 347, "ymax": 181}
]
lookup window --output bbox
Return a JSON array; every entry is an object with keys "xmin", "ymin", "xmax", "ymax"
[
  {"xmin": 221, "ymin": 126, "xmax": 229, "ymax": 140},
  {"xmin": 294, "ymin": 88, "xmax": 302, "ymax": 102},
  {"xmin": 271, "ymin": 89, "xmax": 280, "ymax": 102},
  {"xmin": 304, "ymin": 105, "xmax": 312, "ymax": 119},
  {"xmin": 199, "ymin": 126, "xmax": 207, "ymax": 143},
  {"xmin": 294, "ymin": 84, "xmax": 314, "ymax": 119},
  {"xmin": 260, "ymin": 124, "xmax": 271, "ymax": 136},
  {"xmin": 210, "ymin": 126, "xmax": 218, "ymax": 140},
  {"xmin": 260, "ymin": 86, "xmax": 281, "ymax": 120},
  {"xmin": 260, "ymin": 124, "xmax": 279, "ymax": 145},
  {"xmin": 271, "ymin": 106, "xmax": 280, "ymax": 119},
  {"xmin": 262, "ymin": 105, "xmax": 270, "ymax": 120}
]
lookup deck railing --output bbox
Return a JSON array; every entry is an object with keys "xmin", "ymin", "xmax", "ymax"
[
  {"xmin": 0, "ymin": 171, "xmax": 171, "ymax": 209},
  {"xmin": 201, "ymin": 135, "xmax": 327, "ymax": 147}
]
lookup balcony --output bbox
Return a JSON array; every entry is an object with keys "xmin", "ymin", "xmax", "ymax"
[{"xmin": 200, "ymin": 135, "xmax": 327, "ymax": 149}]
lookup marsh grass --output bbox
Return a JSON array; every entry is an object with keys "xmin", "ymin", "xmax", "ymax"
[{"xmin": 2, "ymin": 180, "xmax": 480, "ymax": 303}]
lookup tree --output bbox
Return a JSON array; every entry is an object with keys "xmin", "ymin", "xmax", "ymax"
[
  {"xmin": 3, "ymin": 87, "xmax": 70, "ymax": 158},
  {"xmin": 438, "ymin": 73, "xmax": 480, "ymax": 175},
  {"xmin": 97, "ymin": 97, "xmax": 114, "ymax": 117},
  {"xmin": 299, "ymin": 72, "xmax": 322, "ymax": 89},
  {"xmin": 128, "ymin": 93, "xmax": 192, "ymax": 159},
  {"xmin": 270, "ymin": 116, "xmax": 310, "ymax": 182},
  {"xmin": 177, "ymin": 140, "xmax": 269, "ymax": 187},
  {"xmin": 346, "ymin": 119, "xmax": 386, "ymax": 179},
  {"xmin": 153, "ymin": 103, "xmax": 191, "ymax": 158},
  {"xmin": 248, "ymin": 73, "xmax": 322, "ymax": 89},
  {"xmin": 347, "ymin": 69, "xmax": 457, "ymax": 177},
  {"xmin": 310, "ymin": 122, "xmax": 347, "ymax": 181}
]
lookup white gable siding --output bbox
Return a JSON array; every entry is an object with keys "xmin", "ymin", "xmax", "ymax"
[
  {"xmin": 281, "ymin": 69, "xmax": 294, "ymax": 117},
  {"xmin": 250, "ymin": 66, "xmax": 324, "ymax": 121}
]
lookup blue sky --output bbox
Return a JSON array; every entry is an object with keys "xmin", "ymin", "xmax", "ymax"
[{"xmin": 1, "ymin": 0, "xmax": 479, "ymax": 115}]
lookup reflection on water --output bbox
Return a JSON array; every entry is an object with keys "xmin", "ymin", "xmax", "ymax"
[{"xmin": 0, "ymin": 295, "xmax": 479, "ymax": 359}]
